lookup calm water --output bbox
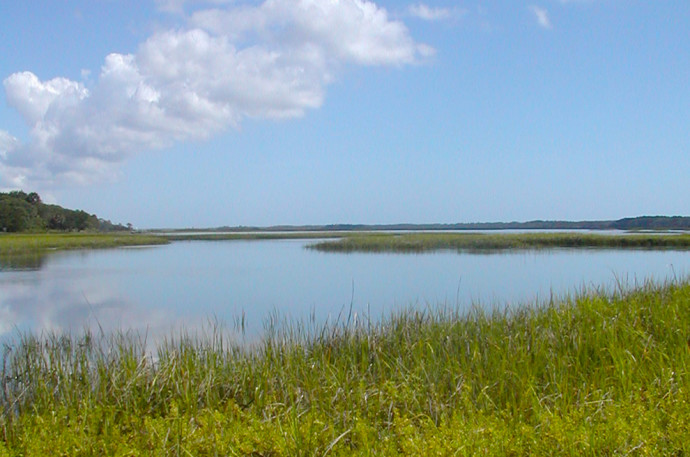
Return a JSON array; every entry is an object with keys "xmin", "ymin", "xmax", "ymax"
[{"xmin": 1, "ymin": 239, "xmax": 689, "ymax": 341}]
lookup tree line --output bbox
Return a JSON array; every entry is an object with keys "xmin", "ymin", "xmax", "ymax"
[{"xmin": 0, "ymin": 191, "xmax": 130, "ymax": 233}]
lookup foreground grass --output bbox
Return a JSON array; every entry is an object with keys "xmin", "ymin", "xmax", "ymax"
[
  {"xmin": 0, "ymin": 232, "xmax": 169, "ymax": 256},
  {"xmin": 309, "ymin": 231, "xmax": 690, "ymax": 253},
  {"xmin": 1, "ymin": 280, "xmax": 689, "ymax": 455}
]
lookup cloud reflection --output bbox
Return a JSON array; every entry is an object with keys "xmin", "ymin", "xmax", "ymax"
[{"xmin": 0, "ymin": 273, "xmax": 229, "ymax": 349}]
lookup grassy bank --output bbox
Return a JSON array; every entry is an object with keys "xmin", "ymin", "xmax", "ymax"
[
  {"xmin": 1, "ymin": 280, "xmax": 689, "ymax": 455},
  {"xmin": 309, "ymin": 231, "xmax": 690, "ymax": 253},
  {"xmin": 0, "ymin": 232, "xmax": 169, "ymax": 256}
]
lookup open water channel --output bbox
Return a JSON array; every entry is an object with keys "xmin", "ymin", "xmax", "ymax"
[{"xmin": 1, "ymin": 237, "xmax": 689, "ymax": 343}]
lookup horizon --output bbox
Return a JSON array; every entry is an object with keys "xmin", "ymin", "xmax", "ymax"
[
  {"xmin": 1, "ymin": 1, "xmax": 689, "ymax": 228},
  {"xmin": 143, "ymin": 214, "xmax": 689, "ymax": 231}
]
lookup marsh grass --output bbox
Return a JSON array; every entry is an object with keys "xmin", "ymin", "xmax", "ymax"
[
  {"xmin": 1, "ymin": 279, "xmax": 689, "ymax": 454},
  {"xmin": 0, "ymin": 233, "xmax": 168, "ymax": 257},
  {"xmin": 309, "ymin": 231, "xmax": 690, "ymax": 253}
]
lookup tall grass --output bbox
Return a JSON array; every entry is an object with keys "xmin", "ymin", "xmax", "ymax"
[
  {"xmin": 309, "ymin": 231, "xmax": 690, "ymax": 253},
  {"xmin": 1, "ymin": 280, "xmax": 689, "ymax": 455},
  {"xmin": 0, "ymin": 233, "xmax": 169, "ymax": 256}
]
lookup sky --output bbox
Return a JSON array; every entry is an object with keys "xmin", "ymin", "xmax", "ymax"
[{"xmin": 0, "ymin": 0, "xmax": 688, "ymax": 228}]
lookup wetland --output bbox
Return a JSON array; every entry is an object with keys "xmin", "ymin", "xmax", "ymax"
[{"xmin": 1, "ymin": 231, "xmax": 690, "ymax": 454}]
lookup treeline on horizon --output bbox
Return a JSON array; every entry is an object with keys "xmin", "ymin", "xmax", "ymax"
[
  {"xmin": 209, "ymin": 216, "xmax": 690, "ymax": 233},
  {"xmin": 0, "ymin": 191, "xmax": 129, "ymax": 233},
  {"xmin": 3, "ymin": 188, "xmax": 689, "ymax": 234}
]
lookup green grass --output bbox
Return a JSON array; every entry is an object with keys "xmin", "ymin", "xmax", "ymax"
[
  {"xmin": 309, "ymin": 231, "xmax": 690, "ymax": 253},
  {"xmin": 1, "ymin": 279, "xmax": 689, "ymax": 455},
  {"xmin": 0, "ymin": 232, "xmax": 169, "ymax": 256}
]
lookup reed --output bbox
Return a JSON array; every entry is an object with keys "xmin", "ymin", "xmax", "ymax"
[{"xmin": 1, "ymin": 279, "xmax": 689, "ymax": 455}]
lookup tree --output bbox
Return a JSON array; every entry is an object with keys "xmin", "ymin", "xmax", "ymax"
[
  {"xmin": 0, "ymin": 200, "xmax": 29, "ymax": 232},
  {"xmin": 48, "ymin": 213, "xmax": 66, "ymax": 230},
  {"xmin": 7, "ymin": 190, "xmax": 27, "ymax": 201},
  {"xmin": 0, "ymin": 190, "xmax": 119, "ymax": 233},
  {"xmin": 26, "ymin": 192, "xmax": 41, "ymax": 205}
]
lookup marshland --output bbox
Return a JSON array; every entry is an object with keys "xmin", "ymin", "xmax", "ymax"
[{"xmin": 1, "ymin": 230, "xmax": 690, "ymax": 455}]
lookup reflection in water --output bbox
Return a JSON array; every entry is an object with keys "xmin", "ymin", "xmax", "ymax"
[
  {"xmin": 2, "ymin": 255, "xmax": 201, "ymax": 347},
  {"xmin": 1, "ymin": 241, "xmax": 689, "ymax": 344},
  {"xmin": 1, "ymin": 277, "xmax": 162, "ymax": 337},
  {"xmin": 0, "ymin": 276, "xmax": 231, "ymax": 351},
  {"xmin": 0, "ymin": 252, "xmax": 47, "ymax": 271}
]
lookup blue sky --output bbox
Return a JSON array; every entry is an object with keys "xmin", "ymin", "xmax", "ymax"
[{"xmin": 1, "ymin": 0, "xmax": 688, "ymax": 228}]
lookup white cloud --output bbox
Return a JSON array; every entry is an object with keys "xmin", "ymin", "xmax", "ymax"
[
  {"xmin": 407, "ymin": 3, "xmax": 452, "ymax": 21},
  {"xmin": 3, "ymin": 72, "xmax": 89, "ymax": 125},
  {"xmin": 1, "ymin": 0, "xmax": 429, "ymax": 189},
  {"xmin": 530, "ymin": 5, "xmax": 552, "ymax": 29},
  {"xmin": 190, "ymin": 0, "xmax": 425, "ymax": 66},
  {"xmin": 0, "ymin": 130, "xmax": 26, "ymax": 189}
]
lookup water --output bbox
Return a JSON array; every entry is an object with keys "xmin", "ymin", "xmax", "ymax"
[{"xmin": 1, "ymin": 239, "xmax": 689, "ymax": 341}]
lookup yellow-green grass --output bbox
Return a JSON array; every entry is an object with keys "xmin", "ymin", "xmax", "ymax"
[
  {"xmin": 1, "ymin": 279, "xmax": 689, "ymax": 455},
  {"xmin": 309, "ymin": 231, "xmax": 690, "ymax": 253},
  {"xmin": 0, "ymin": 232, "xmax": 169, "ymax": 256}
]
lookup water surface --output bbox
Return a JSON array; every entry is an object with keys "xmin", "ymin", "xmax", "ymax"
[{"xmin": 1, "ymin": 239, "xmax": 688, "ymax": 340}]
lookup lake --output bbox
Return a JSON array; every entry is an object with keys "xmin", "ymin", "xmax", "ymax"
[{"xmin": 1, "ymin": 238, "xmax": 689, "ymax": 343}]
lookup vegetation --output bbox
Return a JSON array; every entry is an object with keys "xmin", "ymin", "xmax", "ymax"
[
  {"xmin": 1, "ymin": 279, "xmax": 689, "ymax": 455},
  {"xmin": 0, "ymin": 190, "xmax": 129, "ymax": 233},
  {"xmin": 0, "ymin": 233, "xmax": 168, "ymax": 257},
  {"xmin": 612, "ymin": 216, "xmax": 690, "ymax": 231},
  {"xmin": 309, "ymin": 231, "xmax": 690, "ymax": 253},
  {"xmin": 169, "ymin": 215, "xmax": 690, "ymax": 233},
  {"xmin": 0, "ymin": 190, "xmax": 161, "ymax": 263}
]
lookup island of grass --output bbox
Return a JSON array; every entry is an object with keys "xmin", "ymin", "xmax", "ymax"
[
  {"xmin": 308, "ymin": 231, "xmax": 690, "ymax": 253},
  {"xmin": 1, "ymin": 279, "xmax": 689, "ymax": 455}
]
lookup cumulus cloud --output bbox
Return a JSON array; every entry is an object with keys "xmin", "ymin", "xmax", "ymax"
[
  {"xmin": 190, "ymin": 1, "xmax": 428, "ymax": 65},
  {"xmin": 530, "ymin": 5, "xmax": 552, "ymax": 29},
  {"xmin": 407, "ymin": 3, "xmax": 453, "ymax": 21},
  {"xmin": 1, "ymin": 0, "xmax": 429, "ymax": 188}
]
